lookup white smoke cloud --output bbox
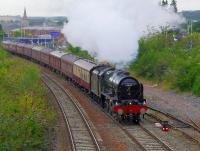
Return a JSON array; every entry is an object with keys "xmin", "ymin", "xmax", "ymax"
[{"xmin": 63, "ymin": 0, "xmax": 185, "ymax": 64}]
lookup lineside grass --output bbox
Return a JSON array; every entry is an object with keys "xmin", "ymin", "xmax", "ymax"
[{"xmin": 0, "ymin": 46, "xmax": 55, "ymax": 150}]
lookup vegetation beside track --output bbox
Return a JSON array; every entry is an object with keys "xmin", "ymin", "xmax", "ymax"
[
  {"xmin": 130, "ymin": 32, "xmax": 200, "ymax": 96},
  {"xmin": 67, "ymin": 44, "xmax": 95, "ymax": 61},
  {"xmin": 0, "ymin": 46, "xmax": 55, "ymax": 150}
]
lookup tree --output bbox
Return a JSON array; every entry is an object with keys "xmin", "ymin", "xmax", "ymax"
[
  {"xmin": 161, "ymin": 0, "xmax": 168, "ymax": 7},
  {"xmin": 165, "ymin": 0, "xmax": 168, "ymax": 5},
  {"xmin": 0, "ymin": 24, "xmax": 4, "ymax": 40},
  {"xmin": 170, "ymin": 0, "xmax": 178, "ymax": 13},
  {"xmin": 0, "ymin": 24, "xmax": 3, "ymax": 31},
  {"xmin": 57, "ymin": 21, "xmax": 64, "ymax": 26},
  {"xmin": 193, "ymin": 20, "xmax": 200, "ymax": 32},
  {"xmin": 13, "ymin": 31, "xmax": 22, "ymax": 37},
  {"xmin": 12, "ymin": 30, "xmax": 32, "ymax": 38}
]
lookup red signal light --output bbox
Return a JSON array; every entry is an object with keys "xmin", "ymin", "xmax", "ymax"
[{"xmin": 162, "ymin": 127, "xmax": 169, "ymax": 132}]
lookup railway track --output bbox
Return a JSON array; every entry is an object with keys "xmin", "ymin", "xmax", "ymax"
[
  {"xmin": 148, "ymin": 107, "xmax": 200, "ymax": 146},
  {"xmin": 190, "ymin": 118, "xmax": 200, "ymax": 132},
  {"xmin": 43, "ymin": 71, "xmax": 175, "ymax": 151},
  {"xmin": 76, "ymin": 91, "xmax": 174, "ymax": 150},
  {"xmin": 6, "ymin": 45, "xmax": 200, "ymax": 151},
  {"xmin": 122, "ymin": 124, "xmax": 174, "ymax": 151},
  {"xmin": 42, "ymin": 73, "xmax": 101, "ymax": 151},
  {"xmin": 102, "ymin": 112, "xmax": 174, "ymax": 151},
  {"xmin": 43, "ymin": 71, "xmax": 200, "ymax": 151},
  {"xmin": 148, "ymin": 108, "xmax": 191, "ymax": 128}
]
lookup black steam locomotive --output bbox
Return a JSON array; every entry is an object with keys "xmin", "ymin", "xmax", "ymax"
[{"xmin": 91, "ymin": 66, "xmax": 148, "ymax": 123}]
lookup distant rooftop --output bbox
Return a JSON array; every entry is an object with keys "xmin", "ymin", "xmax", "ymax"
[
  {"xmin": 22, "ymin": 26, "xmax": 61, "ymax": 31},
  {"xmin": 0, "ymin": 15, "xmax": 21, "ymax": 22},
  {"xmin": 11, "ymin": 26, "xmax": 61, "ymax": 32}
]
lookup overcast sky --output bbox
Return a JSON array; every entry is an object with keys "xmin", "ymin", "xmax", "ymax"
[{"xmin": 0, "ymin": 0, "xmax": 199, "ymax": 16}]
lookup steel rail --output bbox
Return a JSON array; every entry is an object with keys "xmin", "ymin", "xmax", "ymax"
[
  {"xmin": 42, "ymin": 75, "xmax": 76, "ymax": 151},
  {"xmin": 70, "ymin": 86, "xmax": 174, "ymax": 151},
  {"xmin": 148, "ymin": 107, "xmax": 200, "ymax": 146},
  {"xmin": 43, "ymin": 73, "xmax": 101, "ymax": 151}
]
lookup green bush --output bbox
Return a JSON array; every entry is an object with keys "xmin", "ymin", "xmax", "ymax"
[
  {"xmin": 0, "ymin": 47, "xmax": 55, "ymax": 151},
  {"xmin": 67, "ymin": 44, "xmax": 95, "ymax": 61},
  {"xmin": 131, "ymin": 32, "xmax": 200, "ymax": 96}
]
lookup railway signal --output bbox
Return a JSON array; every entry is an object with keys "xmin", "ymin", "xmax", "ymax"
[{"xmin": 161, "ymin": 121, "xmax": 169, "ymax": 132}]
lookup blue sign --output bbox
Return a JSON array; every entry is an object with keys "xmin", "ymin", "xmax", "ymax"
[
  {"xmin": 49, "ymin": 32, "xmax": 60, "ymax": 37},
  {"xmin": 3, "ymin": 38, "xmax": 53, "ymax": 43}
]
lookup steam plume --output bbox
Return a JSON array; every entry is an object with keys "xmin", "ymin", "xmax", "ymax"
[{"xmin": 63, "ymin": 0, "xmax": 185, "ymax": 65}]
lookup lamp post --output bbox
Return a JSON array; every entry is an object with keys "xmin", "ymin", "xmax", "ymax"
[{"xmin": 21, "ymin": 23, "xmax": 22, "ymax": 38}]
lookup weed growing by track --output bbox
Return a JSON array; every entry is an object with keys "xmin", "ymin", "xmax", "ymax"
[{"xmin": 0, "ymin": 47, "xmax": 55, "ymax": 150}]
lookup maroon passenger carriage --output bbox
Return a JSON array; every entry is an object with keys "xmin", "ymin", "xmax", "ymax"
[
  {"xmin": 40, "ymin": 47, "xmax": 54, "ymax": 67},
  {"xmin": 73, "ymin": 59, "xmax": 97, "ymax": 91},
  {"xmin": 2, "ymin": 41, "xmax": 18, "ymax": 54},
  {"xmin": 23, "ymin": 44, "xmax": 34, "ymax": 59},
  {"xmin": 10, "ymin": 42, "xmax": 18, "ymax": 54},
  {"xmin": 32, "ymin": 46, "xmax": 43, "ymax": 63},
  {"xmin": 16, "ymin": 43, "xmax": 25, "ymax": 56},
  {"xmin": 61, "ymin": 54, "xmax": 79, "ymax": 80},
  {"xmin": 49, "ymin": 51, "xmax": 68, "ymax": 73},
  {"xmin": 2, "ymin": 41, "xmax": 10, "ymax": 50}
]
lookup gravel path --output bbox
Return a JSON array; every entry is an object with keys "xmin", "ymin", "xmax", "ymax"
[{"xmin": 144, "ymin": 85, "xmax": 200, "ymax": 126}]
